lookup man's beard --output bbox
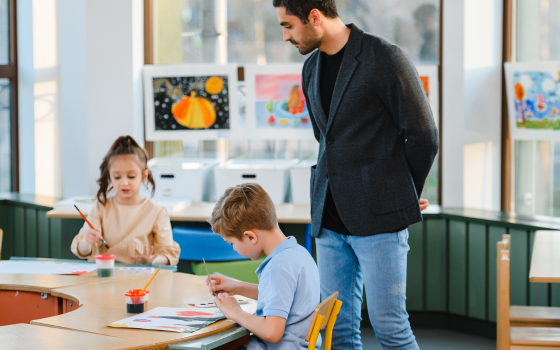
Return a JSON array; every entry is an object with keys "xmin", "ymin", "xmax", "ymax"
[{"xmin": 290, "ymin": 24, "xmax": 321, "ymax": 55}]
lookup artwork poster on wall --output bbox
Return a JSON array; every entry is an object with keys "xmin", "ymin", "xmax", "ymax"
[
  {"xmin": 245, "ymin": 64, "xmax": 314, "ymax": 140},
  {"xmin": 143, "ymin": 64, "xmax": 239, "ymax": 141},
  {"xmin": 505, "ymin": 62, "xmax": 560, "ymax": 140}
]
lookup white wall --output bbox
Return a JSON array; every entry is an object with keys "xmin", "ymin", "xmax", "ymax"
[{"xmin": 442, "ymin": 0, "xmax": 503, "ymax": 210}]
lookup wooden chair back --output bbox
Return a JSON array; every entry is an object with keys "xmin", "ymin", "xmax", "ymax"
[
  {"xmin": 306, "ymin": 291, "xmax": 342, "ymax": 350},
  {"xmin": 502, "ymin": 234, "xmax": 511, "ymax": 251},
  {"xmin": 497, "ymin": 245, "xmax": 511, "ymax": 350}
]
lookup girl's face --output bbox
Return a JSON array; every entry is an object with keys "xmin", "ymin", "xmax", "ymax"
[{"xmin": 109, "ymin": 154, "xmax": 148, "ymax": 203}]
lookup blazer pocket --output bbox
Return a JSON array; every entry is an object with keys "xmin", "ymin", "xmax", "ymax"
[{"xmin": 361, "ymin": 159, "xmax": 417, "ymax": 215}]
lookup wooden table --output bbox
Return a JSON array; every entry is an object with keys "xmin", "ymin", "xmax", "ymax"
[
  {"xmin": 529, "ymin": 230, "xmax": 560, "ymax": 283},
  {"xmin": 0, "ymin": 269, "xmax": 173, "ymax": 326},
  {"xmin": 47, "ymin": 202, "xmax": 312, "ymax": 223},
  {"xmin": 0, "ymin": 324, "xmax": 148, "ymax": 350},
  {"xmin": 32, "ymin": 273, "xmax": 257, "ymax": 348}
]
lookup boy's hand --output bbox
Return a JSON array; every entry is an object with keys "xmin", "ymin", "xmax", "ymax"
[
  {"xmin": 419, "ymin": 198, "xmax": 429, "ymax": 211},
  {"xmin": 215, "ymin": 292, "xmax": 242, "ymax": 320},
  {"xmin": 207, "ymin": 274, "xmax": 238, "ymax": 296},
  {"xmin": 83, "ymin": 228, "xmax": 103, "ymax": 245},
  {"xmin": 129, "ymin": 245, "xmax": 158, "ymax": 265}
]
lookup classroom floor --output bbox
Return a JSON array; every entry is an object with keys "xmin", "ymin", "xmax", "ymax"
[{"xmin": 320, "ymin": 327, "xmax": 495, "ymax": 349}]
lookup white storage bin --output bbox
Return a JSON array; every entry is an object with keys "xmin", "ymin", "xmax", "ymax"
[
  {"xmin": 290, "ymin": 160, "xmax": 316, "ymax": 205},
  {"xmin": 143, "ymin": 158, "xmax": 219, "ymax": 203},
  {"xmin": 214, "ymin": 159, "xmax": 299, "ymax": 204}
]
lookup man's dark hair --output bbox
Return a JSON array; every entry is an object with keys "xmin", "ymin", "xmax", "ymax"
[{"xmin": 273, "ymin": 0, "xmax": 338, "ymax": 24}]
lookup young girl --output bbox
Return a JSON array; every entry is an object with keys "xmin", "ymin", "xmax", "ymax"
[{"xmin": 71, "ymin": 136, "xmax": 180, "ymax": 266}]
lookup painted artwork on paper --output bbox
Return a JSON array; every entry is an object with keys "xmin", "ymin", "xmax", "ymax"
[
  {"xmin": 153, "ymin": 76, "xmax": 230, "ymax": 131},
  {"xmin": 416, "ymin": 65, "xmax": 439, "ymax": 128},
  {"xmin": 254, "ymin": 74, "xmax": 311, "ymax": 129},
  {"xmin": 512, "ymin": 72, "xmax": 560, "ymax": 128},
  {"xmin": 109, "ymin": 307, "xmax": 225, "ymax": 333},
  {"xmin": 505, "ymin": 62, "xmax": 560, "ymax": 140},
  {"xmin": 245, "ymin": 64, "xmax": 314, "ymax": 140},
  {"xmin": 144, "ymin": 65, "xmax": 238, "ymax": 141}
]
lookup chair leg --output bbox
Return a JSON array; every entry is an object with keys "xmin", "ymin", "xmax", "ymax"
[
  {"xmin": 308, "ymin": 315, "xmax": 324, "ymax": 350},
  {"xmin": 324, "ymin": 300, "xmax": 343, "ymax": 350}
]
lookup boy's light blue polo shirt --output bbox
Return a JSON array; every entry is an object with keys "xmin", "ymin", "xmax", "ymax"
[{"xmin": 247, "ymin": 236, "xmax": 321, "ymax": 350}]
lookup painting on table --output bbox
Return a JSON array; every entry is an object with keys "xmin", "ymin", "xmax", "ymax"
[{"xmin": 109, "ymin": 307, "xmax": 225, "ymax": 333}]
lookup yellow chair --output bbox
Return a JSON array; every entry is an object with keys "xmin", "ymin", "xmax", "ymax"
[{"xmin": 306, "ymin": 291, "xmax": 343, "ymax": 350}]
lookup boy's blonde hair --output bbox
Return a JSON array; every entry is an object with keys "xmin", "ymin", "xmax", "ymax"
[{"xmin": 209, "ymin": 183, "xmax": 277, "ymax": 240}]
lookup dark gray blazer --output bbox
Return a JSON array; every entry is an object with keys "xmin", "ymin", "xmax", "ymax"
[{"xmin": 302, "ymin": 24, "xmax": 439, "ymax": 237}]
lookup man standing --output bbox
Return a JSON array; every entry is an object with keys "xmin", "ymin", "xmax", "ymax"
[{"xmin": 273, "ymin": 1, "xmax": 439, "ymax": 349}]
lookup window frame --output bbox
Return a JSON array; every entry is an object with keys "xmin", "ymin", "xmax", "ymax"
[{"xmin": 0, "ymin": 0, "xmax": 18, "ymax": 192}]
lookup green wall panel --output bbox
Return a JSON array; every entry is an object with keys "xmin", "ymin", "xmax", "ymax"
[
  {"xmin": 487, "ymin": 226, "xmax": 507, "ymax": 322},
  {"xmin": 24, "ymin": 208, "xmax": 37, "ymax": 257},
  {"xmin": 37, "ymin": 210, "xmax": 50, "ymax": 258},
  {"xmin": 59, "ymin": 219, "xmax": 84, "ymax": 259},
  {"xmin": 551, "ymin": 284, "xmax": 560, "ymax": 307},
  {"xmin": 510, "ymin": 229, "xmax": 529, "ymax": 306},
  {"xmin": 529, "ymin": 231, "xmax": 549, "ymax": 306},
  {"xmin": 425, "ymin": 219, "xmax": 447, "ymax": 311},
  {"xmin": 0, "ymin": 203, "xmax": 13, "ymax": 259},
  {"xmin": 468, "ymin": 223, "xmax": 487, "ymax": 320},
  {"xmin": 50, "ymin": 218, "xmax": 62, "ymax": 258},
  {"xmin": 407, "ymin": 221, "xmax": 424, "ymax": 311},
  {"xmin": 448, "ymin": 220, "xmax": 467, "ymax": 316},
  {"xmin": 13, "ymin": 206, "xmax": 25, "ymax": 257}
]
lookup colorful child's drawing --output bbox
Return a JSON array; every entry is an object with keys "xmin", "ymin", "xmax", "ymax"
[
  {"xmin": 512, "ymin": 71, "xmax": 560, "ymax": 129},
  {"xmin": 255, "ymin": 74, "xmax": 311, "ymax": 129},
  {"xmin": 109, "ymin": 307, "xmax": 225, "ymax": 333},
  {"xmin": 153, "ymin": 76, "xmax": 230, "ymax": 131}
]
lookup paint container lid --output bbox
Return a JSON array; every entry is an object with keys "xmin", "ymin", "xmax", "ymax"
[
  {"xmin": 95, "ymin": 254, "xmax": 116, "ymax": 260},
  {"xmin": 131, "ymin": 289, "xmax": 149, "ymax": 294},
  {"xmin": 125, "ymin": 290, "xmax": 146, "ymax": 297}
]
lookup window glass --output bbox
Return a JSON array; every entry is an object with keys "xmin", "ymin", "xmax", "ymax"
[{"xmin": 0, "ymin": 78, "xmax": 11, "ymax": 192}]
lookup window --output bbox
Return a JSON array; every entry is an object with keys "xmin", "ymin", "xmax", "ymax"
[
  {"xmin": 512, "ymin": 0, "xmax": 560, "ymax": 215},
  {"xmin": 0, "ymin": 0, "xmax": 16, "ymax": 192}
]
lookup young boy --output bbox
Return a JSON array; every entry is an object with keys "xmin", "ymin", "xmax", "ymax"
[{"xmin": 207, "ymin": 183, "xmax": 321, "ymax": 349}]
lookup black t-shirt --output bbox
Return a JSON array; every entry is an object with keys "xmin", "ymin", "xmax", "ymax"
[{"xmin": 320, "ymin": 45, "xmax": 352, "ymax": 236}]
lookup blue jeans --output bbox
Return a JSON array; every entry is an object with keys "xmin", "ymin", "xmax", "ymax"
[{"xmin": 316, "ymin": 228, "xmax": 419, "ymax": 350}]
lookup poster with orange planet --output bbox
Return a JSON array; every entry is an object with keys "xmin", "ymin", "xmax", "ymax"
[
  {"xmin": 505, "ymin": 62, "xmax": 560, "ymax": 140},
  {"xmin": 144, "ymin": 65, "xmax": 238, "ymax": 141}
]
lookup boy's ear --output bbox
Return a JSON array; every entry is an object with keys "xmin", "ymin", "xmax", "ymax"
[{"xmin": 243, "ymin": 230, "xmax": 258, "ymax": 244}]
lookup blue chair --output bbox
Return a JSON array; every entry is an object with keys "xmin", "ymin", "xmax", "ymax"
[
  {"xmin": 173, "ymin": 226, "xmax": 264, "ymax": 283},
  {"xmin": 173, "ymin": 226, "xmax": 248, "ymax": 262}
]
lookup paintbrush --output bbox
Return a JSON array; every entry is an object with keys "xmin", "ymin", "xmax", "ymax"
[
  {"xmin": 74, "ymin": 204, "xmax": 110, "ymax": 249},
  {"xmin": 203, "ymin": 258, "xmax": 216, "ymax": 297},
  {"xmin": 140, "ymin": 267, "xmax": 161, "ymax": 294}
]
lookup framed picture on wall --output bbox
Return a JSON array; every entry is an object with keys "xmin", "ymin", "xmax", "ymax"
[
  {"xmin": 143, "ymin": 64, "xmax": 239, "ymax": 141},
  {"xmin": 415, "ymin": 65, "xmax": 439, "ymax": 128},
  {"xmin": 244, "ymin": 64, "xmax": 315, "ymax": 140},
  {"xmin": 505, "ymin": 62, "xmax": 560, "ymax": 140}
]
